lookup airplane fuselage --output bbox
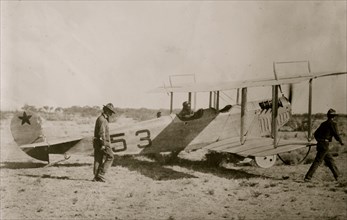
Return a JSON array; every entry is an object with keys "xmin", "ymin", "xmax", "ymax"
[
  {"xmin": 67, "ymin": 97, "xmax": 291, "ymax": 157},
  {"xmin": 10, "ymin": 97, "xmax": 292, "ymax": 162}
]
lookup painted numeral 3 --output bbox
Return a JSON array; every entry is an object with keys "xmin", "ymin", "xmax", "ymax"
[{"xmin": 135, "ymin": 129, "xmax": 152, "ymax": 148}]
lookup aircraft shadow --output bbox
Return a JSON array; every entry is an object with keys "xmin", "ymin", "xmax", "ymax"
[
  {"xmin": 164, "ymin": 158, "xmax": 264, "ymax": 180},
  {"xmin": 49, "ymin": 163, "xmax": 91, "ymax": 168},
  {"xmin": 112, "ymin": 155, "xmax": 197, "ymax": 180},
  {"xmin": 112, "ymin": 155, "xmax": 266, "ymax": 180},
  {"xmin": 1, "ymin": 158, "xmax": 266, "ymax": 181},
  {"xmin": 0, "ymin": 162, "xmax": 47, "ymax": 169},
  {"xmin": 17, "ymin": 174, "xmax": 89, "ymax": 182},
  {"xmin": 0, "ymin": 161, "xmax": 91, "ymax": 169}
]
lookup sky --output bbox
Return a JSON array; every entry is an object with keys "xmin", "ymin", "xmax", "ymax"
[{"xmin": 1, "ymin": 1, "xmax": 346, "ymax": 114}]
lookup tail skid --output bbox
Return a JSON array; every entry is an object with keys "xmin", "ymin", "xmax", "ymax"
[{"xmin": 44, "ymin": 153, "xmax": 71, "ymax": 167}]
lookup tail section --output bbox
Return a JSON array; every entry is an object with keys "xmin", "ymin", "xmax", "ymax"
[
  {"xmin": 10, "ymin": 111, "xmax": 44, "ymax": 146},
  {"xmin": 10, "ymin": 111, "xmax": 48, "ymax": 161}
]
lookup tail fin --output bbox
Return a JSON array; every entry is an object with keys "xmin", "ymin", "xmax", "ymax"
[{"xmin": 10, "ymin": 111, "xmax": 45, "ymax": 146}]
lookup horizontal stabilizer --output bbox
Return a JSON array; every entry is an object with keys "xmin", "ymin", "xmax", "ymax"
[{"xmin": 19, "ymin": 136, "xmax": 84, "ymax": 162}]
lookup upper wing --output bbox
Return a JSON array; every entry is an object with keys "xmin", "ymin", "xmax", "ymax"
[
  {"xmin": 151, "ymin": 71, "xmax": 347, "ymax": 93},
  {"xmin": 202, "ymin": 137, "xmax": 316, "ymax": 157}
]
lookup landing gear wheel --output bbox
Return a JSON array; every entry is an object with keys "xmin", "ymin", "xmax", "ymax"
[
  {"xmin": 277, "ymin": 146, "xmax": 311, "ymax": 165},
  {"xmin": 254, "ymin": 155, "xmax": 277, "ymax": 168}
]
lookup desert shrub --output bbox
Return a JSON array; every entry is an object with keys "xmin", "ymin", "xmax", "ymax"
[
  {"xmin": 239, "ymin": 180, "xmax": 259, "ymax": 187},
  {"xmin": 287, "ymin": 116, "xmax": 315, "ymax": 132},
  {"xmin": 285, "ymin": 114, "xmax": 342, "ymax": 132},
  {"xmin": 278, "ymin": 147, "xmax": 314, "ymax": 165},
  {"xmin": 250, "ymin": 190, "xmax": 262, "ymax": 198},
  {"xmin": 41, "ymin": 112, "xmax": 74, "ymax": 121},
  {"xmin": 0, "ymin": 112, "xmax": 6, "ymax": 120},
  {"xmin": 63, "ymin": 106, "xmax": 101, "ymax": 117},
  {"xmin": 13, "ymin": 104, "xmax": 174, "ymax": 122},
  {"xmin": 21, "ymin": 104, "xmax": 38, "ymax": 112},
  {"xmin": 206, "ymin": 189, "xmax": 215, "ymax": 195},
  {"xmin": 0, "ymin": 111, "xmax": 13, "ymax": 120},
  {"xmin": 120, "ymin": 108, "xmax": 171, "ymax": 121}
]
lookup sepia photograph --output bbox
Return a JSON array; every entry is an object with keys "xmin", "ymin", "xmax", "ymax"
[{"xmin": 1, "ymin": 1, "xmax": 346, "ymax": 219}]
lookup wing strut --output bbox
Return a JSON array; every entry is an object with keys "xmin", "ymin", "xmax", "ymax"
[
  {"xmin": 272, "ymin": 85, "xmax": 279, "ymax": 148},
  {"xmin": 212, "ymin": 91, "xmax": 220, "ymax": 110},
  {"xmin": 209, "ymin": 92, "xmax": 212, "ymax": 108},
  {"xmin": 240, "ymin": 87, "xmax": 247, "ymax": 144},
  {"xmin": 236, "ymin": 88, "xmax": 240, "ymax": 105},
  {"xmin": 170, "ymin": 92, "xmax": 173, "ymax": 114},
  {"xmin": 308, "ymin": 79, "xmax": 313, "ymax": 141}
]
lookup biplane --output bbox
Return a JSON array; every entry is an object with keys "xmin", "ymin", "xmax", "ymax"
[{"xmin": 10, "ymin": 61, "xmax": 346, "ymax": 168}]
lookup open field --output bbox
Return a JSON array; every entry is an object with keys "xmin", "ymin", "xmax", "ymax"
[{"xmin": 1, "ymin": 116, "xmax": 347, "ymax": 220}]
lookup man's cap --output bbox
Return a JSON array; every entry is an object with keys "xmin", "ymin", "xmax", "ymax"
[
  {"xmin": 103, "ymin": 103, "xmax": 116, "ymax": 114},
  {"xmin": 327, "ymin": 108, "xmax": 338, "ymax": 117}
]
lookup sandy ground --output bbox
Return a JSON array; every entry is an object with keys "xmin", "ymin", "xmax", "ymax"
[{"xmin": 1, "ymin": 118, "xmax": 347, "ymax": 220}]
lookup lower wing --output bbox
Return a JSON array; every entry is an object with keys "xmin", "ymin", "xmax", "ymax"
[{"xmin": 203, "ymin": 137, "xmax": 316, "ymax": 157}]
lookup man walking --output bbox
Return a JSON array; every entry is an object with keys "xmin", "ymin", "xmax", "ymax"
[
  {"xmin": 93, "ymin": 103, "xmax": 116, "ymax": 182},
  {"xmin": 304, "ymin": 108, "xmax": 344, "ymax": 182}
]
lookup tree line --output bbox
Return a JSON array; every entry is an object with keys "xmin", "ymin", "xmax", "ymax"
[
  {"xmin": 1, "ymin": 104, "xmax": 345, "ymax": 123},
  {"xmin": 0, "ymin": 104, "xmax": 172, "ymax": 122}
]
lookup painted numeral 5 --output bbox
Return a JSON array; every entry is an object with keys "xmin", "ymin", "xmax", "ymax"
[{"xmin": 110, "ymin": 133, "xmax": 127, "ymax": 152}]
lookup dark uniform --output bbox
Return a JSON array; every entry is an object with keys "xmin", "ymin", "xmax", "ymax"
[
  {"xmin": 178, "ymin": 101, "xmax": 194, "ymax": 119},
  {"xmin": 93, "ymin": 104, "xmax": 115, "ymax": 182},
  {"xmin": 305, "ymin": 109, "xmax": 344, "ymax": 181}
]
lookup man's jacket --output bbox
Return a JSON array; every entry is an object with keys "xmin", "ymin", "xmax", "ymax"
[
  {"xmin": 314, "ymin": 119, "xmax": 342, "ymax": 143},
  {"xmin": 94, "ymin": 113, "xmax": 111, "ymax": 148}
]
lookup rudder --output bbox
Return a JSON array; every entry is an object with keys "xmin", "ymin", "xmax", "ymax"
[{"xmin": 10, "ymin": 111, "xmax": 45, "ymax": 146}]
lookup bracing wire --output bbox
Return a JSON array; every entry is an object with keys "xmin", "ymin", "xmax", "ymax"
[{"xmin": 220, "ymin": 91, "xmax": 235, "ymax": 104}]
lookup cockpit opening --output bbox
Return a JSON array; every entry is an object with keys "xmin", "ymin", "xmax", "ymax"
[{"xmin": 176, "ymin": 109, "xmax": 204, "ymax": 121}]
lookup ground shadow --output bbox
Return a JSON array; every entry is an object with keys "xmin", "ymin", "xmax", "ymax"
[
  {"xmin": 0, "ymin": 162, "xmax": 91, "ymax": 169},
  {"xmin": 0, "ymin": 162, "xmax": 46, "ymax": 169},
  {"xmin": 50, "ymin": 163, "xmax": 91, "ymax": 168},
  {"xmin": 17, "ymin": 174, "xmax": 90, "ymax": 181},
  {"xmin": 166, "ymin": 157, "xmax": 266, "ymax": 180},
  {"xmin": 112, "ymin": 154, "xmax": 268, "ymax": 180},
  {"xmin": 112, "ymin": 155, "xmax": 196, "ymax": 180},
  {"xmin": 2, "ymin": 156, "xmax": 268, "ymax": 181}
]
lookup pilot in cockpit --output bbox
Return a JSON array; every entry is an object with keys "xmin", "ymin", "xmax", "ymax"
[{"xmin": 178, "ymin": 101, "xmax": 194, "ymax": 119}]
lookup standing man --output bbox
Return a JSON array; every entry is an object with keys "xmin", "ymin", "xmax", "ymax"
[
  {"xmin": 304, "ymin": 109, "xmax": 344, "ymax": 182},
  {"xmin": 93, "ymin": 103, "xmax": 116, "ymax": 182}
]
